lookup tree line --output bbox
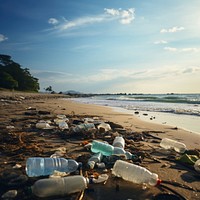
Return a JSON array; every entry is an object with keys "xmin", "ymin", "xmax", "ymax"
[{"xmin": 0, "ymin": 54, "xmax": 39, "ymax": 92}]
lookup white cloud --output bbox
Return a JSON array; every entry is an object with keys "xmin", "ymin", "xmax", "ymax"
[
  {"xmin": 160, "ymin": 26, "xmax": 185, "ymax": 33},
  {"xmin": 48, "ymin": 8, "xmax": 135, "ymax": 32},
  {"xmin": 154, "ymin": 40, "xmax": 168, "ymax": 44},
  {"xmin": 164, "ymin": 47, "xmax": 177, "ymax": 52},
  {"xmin": 164, "ymin": 46, "xmax": 199, "ymax": 52},
  {"xmin": 48, "ymin": 18, "xmax": 59, "ymax": 25},
  {"xmin": 180, "ymin": 48, "xmax": 199, "ymax": 53},
  {"xmin": 104, "ymin": 8, "xmax": 135, "ymax": 24},
  {"xmin": 0, "ymin": 34, "xmax": 8, "ymax": 42}
]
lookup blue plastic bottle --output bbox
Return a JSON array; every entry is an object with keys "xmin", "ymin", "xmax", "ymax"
[{"xmin": 26, "ymin": 157, "xmax": 79, "ymax": 177}]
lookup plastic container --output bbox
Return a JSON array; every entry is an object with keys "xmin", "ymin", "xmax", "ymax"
[
  {"xmin": 26, "ymin": 157, "xmax": 79, "ymax": 177},
  {"xmin": 194, "ymin": 159, "xmax": 200, "ymax": 172},
  {"xmin": 91, "ymin": 140, "xmax": 114, "ymax": 156},
  {"xmin": 112, "ymin": 160, "xmax": 160, "ymax": 186},
  {"xmin": 73, "ymin": 123, "xmax": 95, "ymax": 133},
  {"xmin": 87, "ymin": 152, "xmax": 103, "ymax": 169},
  {"xmin": 32, "ymin": 175, "xmax": 87, "ymax": 198},
  {"xmin": 112, "ymin": 136, "xmax": 125, "ymax": 149},
  {"xmin": 160, "ymin": 138, "xmax": 187, "ymax": 153}
]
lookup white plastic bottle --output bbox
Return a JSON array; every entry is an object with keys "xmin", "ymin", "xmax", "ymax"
[
  {"xmin": 32, "ymin": 175, "xmax": 88, "ymax": 198},
  {"xmin": 194, "ymin": 159, "xmax": 200, "ymax": 172},
  {"xmin": 87, "ymin": 152, "xmax": 103, "ymax": 169},
  {"xmin": 160, "ymin": 138, "xmax": 187, "ymax": 153},
  {"xmin": 26, "ymin": 157, "xmax": 79, "ymax": 177},
  {"xmin": 112, "ymin": 160, "xmax": 160, "ymax": 186},
  {"xmin": 112, "ymin": 136, "xmax": 125, "ymax": 149}
]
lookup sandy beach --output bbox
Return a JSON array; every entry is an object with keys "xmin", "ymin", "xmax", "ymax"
[{"xmin": 0, "ymin": 91, "xmax": 199, "ymax": 200}]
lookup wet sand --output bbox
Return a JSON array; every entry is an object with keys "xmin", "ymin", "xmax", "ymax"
[{"xmin": 0, "ymin": 91, "xmax": 200, "ymax": 200}]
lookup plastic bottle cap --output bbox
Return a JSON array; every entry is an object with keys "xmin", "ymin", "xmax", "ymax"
[{"xmin": 156, "ymin": 179, "xmax": 162, "ymax": 186}]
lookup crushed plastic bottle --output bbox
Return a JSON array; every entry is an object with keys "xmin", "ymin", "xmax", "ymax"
[
  {"xmin": 112, "ymin": 160, "xmax": 160, "ymax": 186},
  {"xmin": 26, "ymin": 157, "xmax": 79, "ymax": 177},
  {"xmin": 160, "ymin": 138, "xmax": 187, "ymax": 153},
  {"xmin": 87, "ymin": 152, "xmax": 103, "ymax": 169},
  {"xmin": 194, "ymin": 159, "xmax": 200, "ymax": 172},
  {"xmin": 32, "ymin": 175, "xmax": 88, "ymax": 198}
]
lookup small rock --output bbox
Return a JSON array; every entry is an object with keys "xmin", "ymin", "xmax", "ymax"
[
  {"xmin": 2, "ymin": 190, "xmax": 17, "ymax": 199},
  {"xmin": 13, "ymin": 164, "xmax": 22, "ymax": 169}
]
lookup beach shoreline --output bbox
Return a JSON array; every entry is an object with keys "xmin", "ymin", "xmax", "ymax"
[
  {"xmin": 0, "ymin": 91, "xmax": 200, "ymax": 200},
  {"xmin": 108, "ymin": 106, "xmax": 200, "ymax": 135}
]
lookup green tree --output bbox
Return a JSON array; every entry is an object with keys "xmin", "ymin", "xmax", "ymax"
[
  {"xmin": 0, "ymin": 54, "xmax": 40, "ymax": 91},
  {"xmin": 44, "ymin": 86, "xmax": 53, "ymax": 93},
  {"xmin": 0, "ymin": 70, "xmax": 18, "ymax": 89}
]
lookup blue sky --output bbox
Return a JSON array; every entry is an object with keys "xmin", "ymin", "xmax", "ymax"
[{"xmin": 1, "ymin": 0, "xmax": 200, "ymax": 93}]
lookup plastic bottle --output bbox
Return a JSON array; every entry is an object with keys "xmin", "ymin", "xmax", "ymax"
[
  {"xmin": 36, "ymin": 122, "xmax": 51, "ymax": 129},
  {"xmin": 160, "ymin": 138, "xmax": 187, "ymax": 153},
  {"xmin": 194, "ymin": 159, "xmax": 200, "ymax": 172},
  {"xmin": 73, "ymin": 123, "xmax": 95, "ymax": 133},
  {"xmin": 112, "ymin": 160, "xmax": 160, "ymax": 186},
  {"xmin": 91, "ymin": 140, "xmax": 114, "ymax": 156},
  {"xmin": 26, "ymin": 157, "xmax": 79, "ymax": 177},
  {"xmin": 112, "ymin": 136, "xmax": 125, "ymax": 149},
  {"xmin": 87, "ymin": 152, "xmax": 103, "ymax": 169},
  {"xmin": 32, "ymin": 175, "xmax": 88, "ymax": 198},
  {"xmin": 91, "ymin": 140, "xmax": 127, "ymax": 156}
]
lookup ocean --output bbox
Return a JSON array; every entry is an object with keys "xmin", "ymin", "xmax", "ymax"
[{"xmin": 70, "ymin": 93, "xmax": 200, "ymax": 134}]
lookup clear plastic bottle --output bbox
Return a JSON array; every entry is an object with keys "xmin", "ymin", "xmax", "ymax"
[
  {"xmin": 194, "ymin": 159, "xmax": 200, "ymax": 172},
  {"xmin": 91, "ymin": 140, "xmax": 114, "ymax": 156},
  {"xmin": 73, "ymin": 123, "xmax": 95, "ymax": 133},
  {"xmin": 26, "ymin": 157, "xmax": 79, "ymax": 177},
  {"xmin": 112, "ymin": 160, "xmax": 160, "ymax": 186},
  {"xmin": 112, "ymin": 136, "xmax": 125, "ymax": 149},
  {"xmin": 87, "ymin": 152, "xmax": 103, "ymax": 169},
  {"xmin": 160, "ymin": 138, "xmax": 187, "ymax": 153},
  {"xmin": 32, "ymin": 175, "xmax": 88, "ymax": 198}
]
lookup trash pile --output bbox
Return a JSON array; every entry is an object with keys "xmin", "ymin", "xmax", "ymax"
[{"xmin": 0, "ymin": 107, "xmax": 200, "ymax": 200}]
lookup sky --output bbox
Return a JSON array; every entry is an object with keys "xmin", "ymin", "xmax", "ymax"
[{"xmin": 0, "ymin": 0, "xmax": 200, "ymax": 94}]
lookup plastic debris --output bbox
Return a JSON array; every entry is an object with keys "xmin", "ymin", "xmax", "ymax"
[
  {"xmin": 92, "ymin": 174, "xmax": 109, "ymax": 184},
  {"xmin": 13, "ymin": 164, "xmax": 22, "ymax": 169},
  {"xmin": 177, "ymin": 154, "xmax": 199, "ymax": 165},
  {"xmin": 97, "ymin": 123, "xmax": 111, "ymax": 133}
]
